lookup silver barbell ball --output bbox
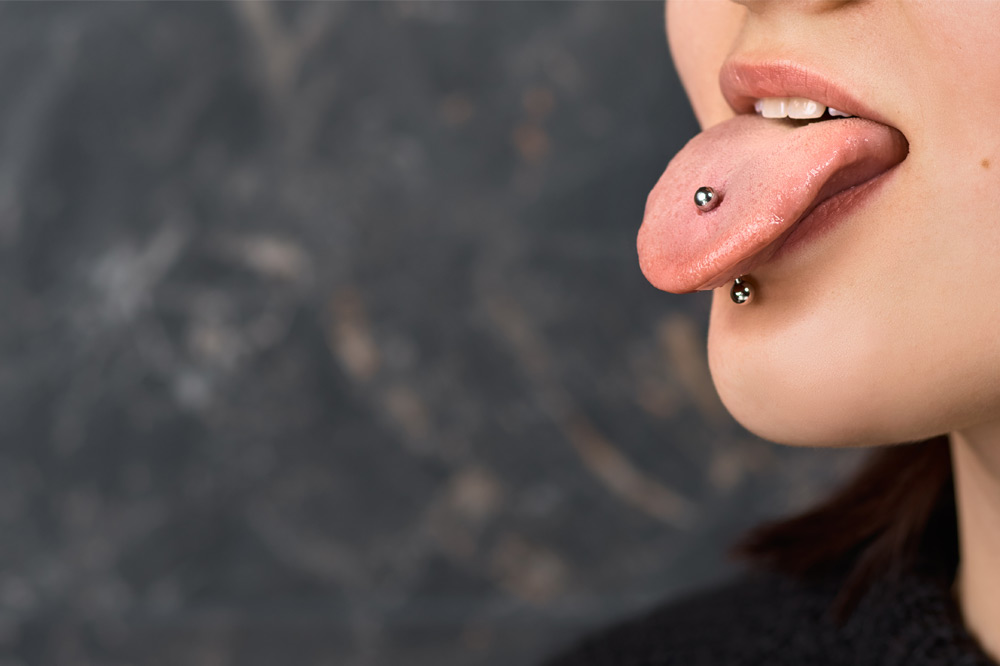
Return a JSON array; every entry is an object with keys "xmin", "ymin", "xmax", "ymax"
[
  {"xmin": 731, "ymin": 276, "xmax": 754, "ymax": 305},
  {"xmin": 694, "ymin": 186, "xmax": 719, "ymax": 212}
]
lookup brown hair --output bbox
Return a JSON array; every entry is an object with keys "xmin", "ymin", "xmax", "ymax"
[{"xmin": 730, "ymin": 435, "xmax": 957, "ymax": 621}]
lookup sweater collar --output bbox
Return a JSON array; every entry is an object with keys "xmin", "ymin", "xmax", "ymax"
[{"xmin": 837, "ymin": 567, "xmax": 995, "ymax": 665}]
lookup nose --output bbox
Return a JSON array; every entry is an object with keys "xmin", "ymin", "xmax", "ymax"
[{"xmin": 731, "ymin": 0, "xmax": 856, "ymax": 14}]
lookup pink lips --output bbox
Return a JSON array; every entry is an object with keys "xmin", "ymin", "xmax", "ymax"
[
  {"xmin": 719, "ymin": 60, "xmax": 896, "ymax": 128},
  {"xmin": 636, "ymin": 61, "xmax": 909, "ymax": 294}
]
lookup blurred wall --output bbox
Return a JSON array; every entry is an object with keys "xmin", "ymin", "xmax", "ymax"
[{"xmin": 0, "ymin": 2, "xmax": 863, "ymax": 665}]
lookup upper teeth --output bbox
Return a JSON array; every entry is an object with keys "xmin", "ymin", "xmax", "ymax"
[{"xmin": 753, "ymin": 97, "xmax": 855, "ymax": 119}]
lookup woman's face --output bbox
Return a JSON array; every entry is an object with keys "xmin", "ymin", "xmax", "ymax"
[{"xmin": 664, "ymin": 0, "xmax": 1000, "ymax": 447}]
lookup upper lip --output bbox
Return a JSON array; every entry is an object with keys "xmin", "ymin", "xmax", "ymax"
[{"xmin": 719, "ymin": 59, "xmax": 895, "ymax": 128}]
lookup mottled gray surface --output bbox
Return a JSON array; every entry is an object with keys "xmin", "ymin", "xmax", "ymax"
[{"xmin": 0, "ymin": 2, "xmax": 864, "ymax": 665}]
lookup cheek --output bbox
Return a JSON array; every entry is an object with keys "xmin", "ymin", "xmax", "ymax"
[{"xmin": 905, "ymin": 3, "xmax": 1000, "ymax": 157}]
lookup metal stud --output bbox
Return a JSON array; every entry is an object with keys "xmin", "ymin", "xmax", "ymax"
[
  {"xmin": 694, "ymin": 186, "xmax": 719, "ymax": 212},
  {"xmin": 731, "ymin": 276, "xmax": 754, "ymax": 305}
]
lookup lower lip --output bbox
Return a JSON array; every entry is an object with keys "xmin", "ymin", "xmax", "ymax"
[{"xmin": 762, "ymin": 163, "xmax": 902, "ymax": 268}]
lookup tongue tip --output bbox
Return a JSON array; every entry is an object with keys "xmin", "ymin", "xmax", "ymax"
[
  {"xmin": 638, "ymin": 205, "xmax": 762, "ymax": 293},
  {"xmin": 638, "ymin": 260, "xmax": 738, "ymax": 294},
  {"xmin": 637, "ymin": 233, "xmax": 720, "ymax": 294}
]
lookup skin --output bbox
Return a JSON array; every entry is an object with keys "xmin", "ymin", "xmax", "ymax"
[{"xmin": 665, "ymin": 0, "xmax": 1000, "ymax": 658}]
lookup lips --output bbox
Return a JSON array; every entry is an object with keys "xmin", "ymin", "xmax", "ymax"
[
  {"xmin": 719, "ymin": 60, "xmax": 894, "ymax": 127},
  {"xmin": 637, "ymin": 61, "xmax": 909, "ymax": 293}
]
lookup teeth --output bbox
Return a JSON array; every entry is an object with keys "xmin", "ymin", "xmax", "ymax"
[
  {"xmin": 753, "ymin": 97, "xmax": 855, "ymax": 119},
  {"xmin": 787, "ymin": 98, "xmax": 825, "ymax": 119},
  {"xmin": 759, "ymin": 98, "xmax": 788, "ymax": 119}
]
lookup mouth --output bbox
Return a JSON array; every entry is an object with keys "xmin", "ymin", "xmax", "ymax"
[
  {"xmin": 637, "ymin": 59, "xmax": 909, "ymax": 294},
  {"xmin": 719, "ymin": 58, "xmax": 899, "ymax": 129}
]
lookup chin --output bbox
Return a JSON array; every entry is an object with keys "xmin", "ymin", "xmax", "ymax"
[
  {"xmin": 709, "ymin": 371, "xmax": 888, "ymax": 449},
  {"xmin": 704, "ymin": 288, "xmax": 954, "ymax": 450}
]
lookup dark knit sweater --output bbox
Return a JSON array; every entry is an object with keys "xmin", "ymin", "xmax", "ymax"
[{"xmin": 543, "ymin": 565, "xmax": 997, "ymax": 665}]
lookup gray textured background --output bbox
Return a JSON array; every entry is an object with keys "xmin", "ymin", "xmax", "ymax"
[{"xmin": 0, "ymin": 2, "xmax": 864, "ymax": 665}]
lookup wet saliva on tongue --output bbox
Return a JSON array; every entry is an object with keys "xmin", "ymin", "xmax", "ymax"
[{"xmin": 637, "ymin": 110, "xmax": 909, "ymax": 301}]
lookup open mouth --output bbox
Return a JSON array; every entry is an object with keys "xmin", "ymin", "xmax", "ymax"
[{"xmin": 636, "ymin": 61, "xmax": 909, "ymax": 295}]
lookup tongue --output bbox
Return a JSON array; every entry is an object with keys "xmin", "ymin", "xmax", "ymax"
[{"xmin": 637, "ymin": 114, "xmax": 908, "ymax": 292}]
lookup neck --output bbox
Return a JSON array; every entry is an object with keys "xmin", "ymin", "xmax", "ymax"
[{"xmin": 950, "ymin": 425, "xmax": 1000, "ymax": 662}]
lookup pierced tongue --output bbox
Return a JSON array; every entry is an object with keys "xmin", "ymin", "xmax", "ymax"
[{"xmin": 637, "ymin": 114, "xmax": 908, "ymax": 292}]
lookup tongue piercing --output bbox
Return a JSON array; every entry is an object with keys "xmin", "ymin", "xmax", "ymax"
[
  {"xmin": 694, "ymin": 186, "xmax": 719, "ymax": 212},
  {"xmin": 731, "ymin": 276, "xmax": 754, "ymax": 304},
  {"xmin": 694, "ymin": 188, "xmax": 750, "ymax": 302}
]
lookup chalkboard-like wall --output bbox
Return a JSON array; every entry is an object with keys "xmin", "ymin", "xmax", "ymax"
[{"xmin": 0, "ymin": 3, "xmax": 861, "ymax": 664}]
